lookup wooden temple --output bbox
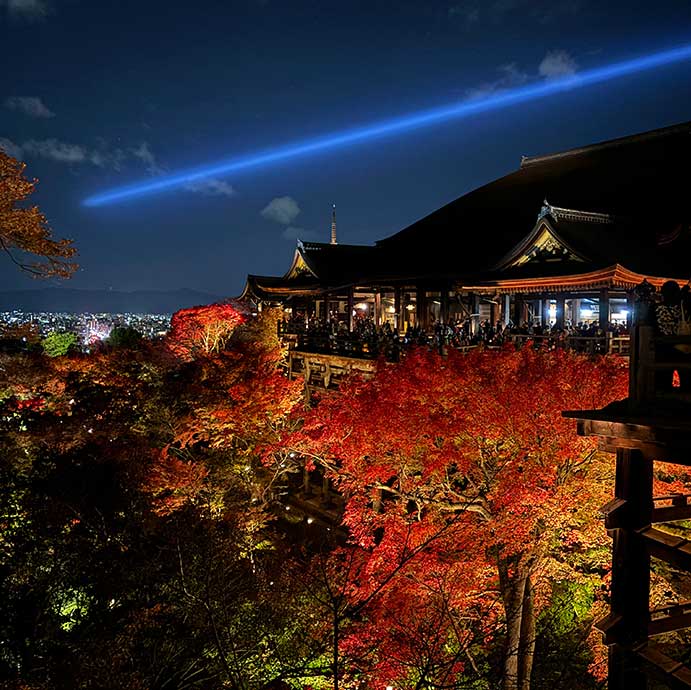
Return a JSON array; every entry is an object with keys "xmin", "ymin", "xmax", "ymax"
[{"xmin": 241, "ymin": 120, "xmax": 691, "ymax": 333}]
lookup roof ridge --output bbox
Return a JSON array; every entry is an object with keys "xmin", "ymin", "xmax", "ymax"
[
  {"xmin": 539, "ymin": 200, "xmax": 613, "ymax": 224},
  {"xmin": 521, "ymin": 120, "xmax": 691, "ymax": 168}
]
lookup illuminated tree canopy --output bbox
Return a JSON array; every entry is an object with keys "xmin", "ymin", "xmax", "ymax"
[{"xmin": 0, "ymin": 151, "xmax": 77, "ymax": 278}]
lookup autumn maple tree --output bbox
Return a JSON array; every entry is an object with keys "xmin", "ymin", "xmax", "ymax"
[
  {"xmin": 0, "ymin": 150, "xmax": 77, "ymax": 278},
  {"xmin": 277, "ymin": 346, "xmax": 635, "ymax": 689},
  {"xmin": 166, "ymin": 302, "xmax": 246, "ymax": 360}
]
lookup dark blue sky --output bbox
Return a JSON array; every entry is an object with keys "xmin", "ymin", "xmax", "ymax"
[{"xmin": 3, "ymin": 0, "xmax": 691, "ymax": 296}]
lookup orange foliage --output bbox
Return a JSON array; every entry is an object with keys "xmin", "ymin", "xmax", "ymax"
[
  {"xmin": 0, "ymin": 151, "xmax": 77, "ymax": 278},
  {"xmin": 166, "ymin": 302, "xmax": 245, "ymax": 360},
  {"xmin": 280, "ymin": 346, "xmax": 632, "ymax": 684}
]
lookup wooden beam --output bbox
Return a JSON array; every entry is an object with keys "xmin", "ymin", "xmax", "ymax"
[
  {"xmin": 649, "ymin": 601, "xmax": 691, "ymax": 636},
  {"xmin": 639, "ymin": 526, "xmax": 691, "ymax": 570}
]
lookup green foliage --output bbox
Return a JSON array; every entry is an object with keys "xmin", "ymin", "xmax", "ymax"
[
  {"xmin": 107, "ymin": 325, "xmax": 143, "ymax": 349},
  {"xmin": 42, "ymin": 331, "xmax": 77, "ymax": 357},
  {"xmin": 531, "ymin": 582, "xmax": 599, "ymax": 690}
]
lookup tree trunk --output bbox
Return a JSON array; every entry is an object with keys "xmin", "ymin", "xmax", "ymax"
[
  {"xmin": 500, "ymin": 559, "xmax": 528, "ymax": 690},
  {"xmin": 518, "ymin": 574, "xmax": 536, "ymax": 690},
  {"xmin": 333, "ymin": 611, "xmax": 339, "ymax": 690},
  {"xmin": 499, "ymin": 558, "xmax": 535, "ymax": 690}
]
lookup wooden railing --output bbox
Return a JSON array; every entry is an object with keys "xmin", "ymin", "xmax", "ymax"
[
  {"xmin": 507, "ymin": 333, "xmax": 630, "ymax": 355},
  {"xmin": 287, "ymin": 350, "xmax": 379, "ymax": 393}
]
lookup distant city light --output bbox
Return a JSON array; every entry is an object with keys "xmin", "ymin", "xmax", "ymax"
[
  {"xmin": 82, "ymin": 319, "xmax": 112, "ymax": 344},
  {"xmin": 83, "ymin": 42, "xmax": 691, "ymax": 206}
]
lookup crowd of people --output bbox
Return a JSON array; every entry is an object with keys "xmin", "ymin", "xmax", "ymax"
[{"xmin": 279, "ymin": 312, "xmax": 630, "ymax": 360}]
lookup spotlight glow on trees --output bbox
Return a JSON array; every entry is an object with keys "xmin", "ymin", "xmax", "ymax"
[{"xmin": 83, "ymin": 43, "xmax": 691, "ymax": 207}]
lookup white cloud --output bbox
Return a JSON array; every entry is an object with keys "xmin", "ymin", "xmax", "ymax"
[
  {"xmin": 23, "ymin": 138, "xmax": 87, "ymax": 163},
  {"xmin": 464, "ymin": 49, "xmax": 579, "ymax": 102},
  {"xmin": 131, "ymin": 141, "xmax": 164, "ymax": 175},
  {"xmin": 129, "ymin": 142, "xmax": 235, "ymax": 197},
  {"xmin": 539, "ymin": 50, "xmax": 578, "ymax": 79},
  {"xmin": 465, "ymin": 62, "xmax": 529, "ymax": 100},
  {"xmin": 282, "ymin": 226, "xmax": 319, "ymax": 241},
  {"xmin": 4, "ymin": 96, "xmax": 54, "ymax": 118},
  {"xmin": 3, "ymin": 0, "xmax": 51, "ymax": 21},
  {"xmin": 184, "ymin": 178, "xmax": 236, "ymax": 197},
  {"xmin": 261, "ymin": 195, "xmax": 300, "ymax": 225},
  {"xmin": 0, "ymin": 137, "xmax": 24, "ymax": 160}
]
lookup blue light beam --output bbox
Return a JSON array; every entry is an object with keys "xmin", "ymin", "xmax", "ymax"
[{"xmin": 84, "ymin": 43, "xmax": 691, "ymax": 207}]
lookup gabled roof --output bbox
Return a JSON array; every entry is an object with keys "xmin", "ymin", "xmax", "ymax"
[{"xmin": 376, "ymin": 119, "xmax": 691, "ymax": 279}]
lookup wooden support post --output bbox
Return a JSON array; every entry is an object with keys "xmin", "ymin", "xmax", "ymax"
[
  {"xmin": 503, "ymin": 294, "xmax": 511, "ymax": 326},
  {"xmin": 607, "ymin": 447, "xmax": 653, "ymax": 690},
  {"xmin": 441, "ymin": 290, "xmax": 449, "ymax": 325},
  {"xmin": 374, "ymin": 292, "xmax": 382, "ymax": 327},
  {"xmin": 512, "ymin": 295, "xmax": 523, "ymax": 325},
  {"xmin": 325, "ymin": 293, "xmax": 333, "ymax": 324},
  {"xmin": 600, "ymin": 288, "xmax": 611, "ymax": 332},
  {"xmin": 627, "ymin": 291, "xmax": 635, "ymax": 331},
  {"xmin": 394, "ymin": 287, "xmax": 402, "ymax": 331},
  {"xmin": 471, "ymin": 292, "xmax": 480, "ymax": 334},
  {"xmin": 416, "ymin": 287, "xmax": 427, "ymax": 330},
  {"xmin": 556, "ymin": 295, "xmax": 566, "ymax": 329},
  {"xmin": 490, "ymin": 299, "xmax": 498, "ymax": 328},
  {"xmin": 347, "ymin": 287, "xmax": 354, "ymax": 332}
]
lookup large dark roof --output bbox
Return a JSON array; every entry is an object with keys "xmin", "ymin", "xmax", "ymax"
[
  {"xmin": 297, "ymin": 242, "xmax": 379, "ymax": 286},
  {"xmin": 377, "ymin": 119, "xmax": 691, "ymax": 278}
]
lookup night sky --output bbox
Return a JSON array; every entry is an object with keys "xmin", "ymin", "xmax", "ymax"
[{"xmin": 3, "ymin": 0, "xmax": 691, "ymax": 297}]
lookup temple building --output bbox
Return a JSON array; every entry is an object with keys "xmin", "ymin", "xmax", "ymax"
[{"xmin": 241, "ymin": 120, "xmax": 691, "ymax": 333}]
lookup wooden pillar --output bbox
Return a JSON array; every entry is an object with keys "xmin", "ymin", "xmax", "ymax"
[
  {"xmin": 599, "ymin": 288, "xmax": 610, "ymax": 331},
  {"xmin": 470, "ymin": 293, "xmax": 480, "ymax": 335},
  {"xmin": 626, "ymin": 291, "xmax": 635, "ymax": 331},
  {"xmin": 440, "ymin": 290, "xmax": 449, "ymax": 325},
  {"xmin": 502, "ymin": 294, "xmax": 511, "ymax": 326},
  {"xmin": 374, "ymin": 291, "xmax": 382, "ymax": 327},
  {"xmin": 555, "ymin": 295, "xmax": 566, "ymax": 329},
  {"xmin": 324, "ymin": 293, "xmax": 331, "ymax": 323},
  {"xmin": 607, "ymin": 447, "xmax": 653, "ymax": 690},
  {"xmin": 512, "ymin": 295, "xmax": 523, "ymax": 325},
  {"xmin": 416, "ymin": 286, "xmax": 427, "ymax": 330},
  {"xmin": 394, "ymin": 287, "xmax": 402, "ymax": 331},
  {"xmin": 542, "ymin": 297, "xmax": 552, "ymax": 327},
  {"xmin": 490, "ymin": 299, "xmax": 498, "ymax": 327},
  {"xmin": 572, "ymin": 298, "xmax": 581, "ymax": 324},
  {"xmin": 347, "ymin": 287, "xmax": 354, "ymax": 332}
]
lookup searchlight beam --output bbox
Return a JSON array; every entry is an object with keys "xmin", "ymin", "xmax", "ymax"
[{"xmin": 83, "ymin": 43, "xmax": 691, "ymax": 207}]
